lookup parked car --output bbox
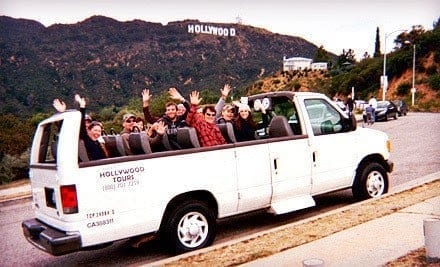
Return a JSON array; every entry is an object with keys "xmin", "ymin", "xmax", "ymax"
[
  {"xmin": 392, "ymin": 100, "xmax": 408, "ymax": 116},
  {"xmin": 375, "ymin": 100, "xmax": 398, "ymax": 121},
  {"xmin": 355, "ymin": 100, "xmax": 367, "ymax": 111}
]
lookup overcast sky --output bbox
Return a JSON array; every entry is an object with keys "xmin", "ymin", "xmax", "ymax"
[{"xmin": 1, "ymin": 0, "xmax": 439, "ymax": 60}]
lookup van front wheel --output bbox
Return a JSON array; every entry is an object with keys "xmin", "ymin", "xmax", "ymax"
[
  {"xmin": 162, "ymin": 201, "xmax": 216, "ymax": 254},
  {"xmin": 353, "ymin": 162, "xmax": 388, "ymax": 200}
]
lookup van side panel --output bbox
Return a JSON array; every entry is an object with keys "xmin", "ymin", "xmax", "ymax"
[
  {"xmin": 235, "ymin": 142, "xmax": 272, "ymax": 213},
  {"xmin": 69, "ymin": 148, "xmax": 238, "ymax": 247}
]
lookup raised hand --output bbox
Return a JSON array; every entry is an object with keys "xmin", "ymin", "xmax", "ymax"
[
  {"xmin": 220, "ymin": 84, "xmax": 232, "ymax": 100},
  {"xmin": 52, "ymin": 99, "xmax": 66, "ymax": 113},
  {"xmin": 74, "ymin": 94, "xmax": 86, "ymax": 108},
  {"xmin": 190, "ymin": 91, "xmax": 202, "ymax": 106},
  {"xmin": 168, "ymin": 87, "xmax": 184, "ymax": 102},
  {"xmin": 154, "ymin": 121, "xmax": 166, "ymax": 136},
  {"xmin": 142, "ymin": 89, "xmax": 152, "ymax": 107}
]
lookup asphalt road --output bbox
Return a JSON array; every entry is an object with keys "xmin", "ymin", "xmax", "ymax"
[{"xmin": 0, "ymin": 112, "xmax": 439, "ymax": 266}]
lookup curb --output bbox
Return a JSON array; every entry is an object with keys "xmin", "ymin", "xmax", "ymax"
[
  {"xmin": 146, "ymin": 172, "xmax": 440, "ymax": 266},
  {"xmin": 0, "ymin": 181, "xmax": 31, "ymax": 205}
]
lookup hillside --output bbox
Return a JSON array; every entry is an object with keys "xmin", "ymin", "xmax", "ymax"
[
  {"xmin": 245, "ymin": 26, "xmax": 440, "ymax": 111},
  {"xmin": 0, "ymin": 15, "xmax": 333, "ymax": 117}
]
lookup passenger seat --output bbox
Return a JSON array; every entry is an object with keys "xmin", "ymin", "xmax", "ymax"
[
  {"xmin": 217, "ymin": 123, "xmax": 236, "ymax": 143},
  {"xmin": 128, "ymin": 132, "xmax": 152, "ymax": 154},
  {"xmin": 102, "ymin": 132, "xmax": 125, "ymax": 157},
  {"xmin": 268, "ymin": 116, "xmax": 294, "ymax": 138},
  {"xmin": 176, "ymin": 127, "xmax": 200, "ymax": 148}
]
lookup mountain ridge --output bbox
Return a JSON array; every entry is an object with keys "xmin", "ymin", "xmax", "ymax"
[{"xmin": 0, "ymin": 15, "xmax": 334, "ymax": 117}]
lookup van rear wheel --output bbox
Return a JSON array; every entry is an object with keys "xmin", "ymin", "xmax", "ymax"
[
  {"xmin": 162, "ymin": 200, "xmax": 216, "ymax": 254},
  {"xmin": 353, "ymin": 162, "xmax": 388, "ymax": 200}
]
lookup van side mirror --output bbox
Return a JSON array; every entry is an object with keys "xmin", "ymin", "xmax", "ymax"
[
  {"xmin": 342, "ymin": 115, "xmax": 357, "ymax": 132},
  {"xmin": 348, "ymin": 115, "xmax": 357, "ymax": 131}
]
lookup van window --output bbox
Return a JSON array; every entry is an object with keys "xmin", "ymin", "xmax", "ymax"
[
  {"xmin": 304, "ymin": 99, "xmax": 343, "ymax": 135},
  {"xmin": 37, "ymin": 121, "xmax": 63, "ymax": 164},
  {"xmin": 253, "ymin": 96, "xmax": 302, "ymax": 137}
]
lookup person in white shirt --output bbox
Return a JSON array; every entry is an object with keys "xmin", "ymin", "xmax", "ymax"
[{"xmin": 368, "ymin": 96, "xmax": 378, "ymax": 122}]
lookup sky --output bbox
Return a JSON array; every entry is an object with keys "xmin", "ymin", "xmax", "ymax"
[{"xmin": 1, "ymin": 0, "xmax": 439, "ymax": 60}]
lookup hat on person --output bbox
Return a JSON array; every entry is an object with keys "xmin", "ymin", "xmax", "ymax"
[
  {"xmin": 85, "ymin": 114, "xmax": 92, "ymax": 121},
  {"xmin": 222, "ymin": 104, "xmax": 234, "ymax": 111},
  {"xmin": 123, "ymin": 113, "xmax": 136, "ymax": 122},
  {"xmin": 238, "ymin": 104, "xmax": 251, "ymax": 112}
]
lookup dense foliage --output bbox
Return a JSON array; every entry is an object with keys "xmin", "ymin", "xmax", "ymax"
[
  {"xmin": 329, "ymin": 25, "xmax": 440, "ymax": 99},
  {"xmin": 1, "ymin": 15, "xmax": 439, "ymax": 184}
]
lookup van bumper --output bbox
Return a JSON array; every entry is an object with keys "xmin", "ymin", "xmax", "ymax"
[{"xmin": 22, "ymin": 218, "xmax": 81, "ymax": 256}]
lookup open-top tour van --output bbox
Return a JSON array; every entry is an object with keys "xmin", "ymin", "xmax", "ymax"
[{"xmin": 22, "ymin": 91, "xmax": 393, "ymax": 255}]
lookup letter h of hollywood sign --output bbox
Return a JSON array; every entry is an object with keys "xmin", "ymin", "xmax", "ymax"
[{"xmin": 188, "ymin": 24, "xmax": 236, "ymax": 37}]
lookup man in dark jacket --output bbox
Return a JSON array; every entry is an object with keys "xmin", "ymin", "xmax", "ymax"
[{"xmin": 142, "ymin": 88, "xmax": 190, "ymax": 149}]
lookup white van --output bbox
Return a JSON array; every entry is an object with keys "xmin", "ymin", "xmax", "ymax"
[{"xmin": 22, "ymin": 91, "xmax": 393, "ymax": 255}]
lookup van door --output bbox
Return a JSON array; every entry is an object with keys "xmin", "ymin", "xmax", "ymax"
[
  {"xmin": 268, "ymin": 137, "xmax": 313, "ymax": 214},
  {"xmin": 303, "ymin": 98, "xmax": 357, "ymax": 194},
  {"xmin": 234, "ymin": 142, "xmax": 272, "ymax": 213}
]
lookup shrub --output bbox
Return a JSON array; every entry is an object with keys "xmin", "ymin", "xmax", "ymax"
[
  {"xmin": 426, "ymin": 64, "xmax": 438, "ymax": 75},
  {"xmin": 397, "ymin": 82, "xmax": 411, "ymax": 96},
  {"xmin": 429, "ymin": 74, "xmax": 440, "ymax": 91},
  {"xmin": 0, "ymin": 149, "xmax": 30, "ymax": 184}
]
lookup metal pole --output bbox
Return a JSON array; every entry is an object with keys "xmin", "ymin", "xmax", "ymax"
[
  {"xmin": 412, "ymin": 44, "xmax": 416, "ymax": 106},
  {"xmin": 382, "ymin": 37, "xmax": 387, "ymax": 101},
  {"xmin": 382, "ymin": 29, "xmax": 407, "ymax": 101}
]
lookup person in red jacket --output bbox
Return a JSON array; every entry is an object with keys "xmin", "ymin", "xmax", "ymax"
[{"xmin": 186, "ymin": 90, "xmax": 226, "ymax": 147}]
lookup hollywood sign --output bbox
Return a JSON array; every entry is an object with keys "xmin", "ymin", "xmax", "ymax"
[{"xmin": 188, "ymin": 24, "xmax": 236, "ymax": 37}]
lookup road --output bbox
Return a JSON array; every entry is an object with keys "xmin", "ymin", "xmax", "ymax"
[{"xmin": 0, "ymin": 112, "xmax": 439, "ymax": 266}]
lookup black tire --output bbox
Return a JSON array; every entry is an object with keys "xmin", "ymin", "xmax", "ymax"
[
  {"xmin": 353, "ymin": 162, "xmax": 388, "ymax": 200},
  {"xmin": 161, "ymin": 200, "xmax": 216, "ymax": 254}
]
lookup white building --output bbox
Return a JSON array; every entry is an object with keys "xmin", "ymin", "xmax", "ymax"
[
  {"xmin": 311, "ymin": 62, "xmax": 328, "ymax": 70},
  {"xmin": 283, "ymin": 56, "xmax": 312, "ymax": 71},
  {"xmin": 283, "ymin": 56, "xmax": 328, "ymax": 71}
]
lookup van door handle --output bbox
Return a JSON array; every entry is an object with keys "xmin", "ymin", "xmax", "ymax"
[
  {"xmin": 273, "ymin": 158, "xmax": 278, "ymax": 170},
  {"xmin": 312, "ymin": 151, "xmax": 316, "ymax": 162}
]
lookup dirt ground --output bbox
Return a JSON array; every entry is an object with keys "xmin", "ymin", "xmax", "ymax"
[{"xmin": 162, "ymin": 180, "xmax": 440, "ymax": 267}]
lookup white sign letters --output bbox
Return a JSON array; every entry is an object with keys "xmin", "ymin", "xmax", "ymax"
[{"xmin": 188, "ymin": 24, "xmax": 236, "ymax": 37}]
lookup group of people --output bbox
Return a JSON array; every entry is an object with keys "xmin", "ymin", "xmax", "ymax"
[{"xmin": 53, "ymin": 84, "xmax": 262, "ymax": 161}]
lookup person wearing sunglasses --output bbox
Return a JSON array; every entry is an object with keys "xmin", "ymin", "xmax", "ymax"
[
  {"xmin": 120, "ymin": 113, "xmax": 138, "ymax": 155},
  {"xmin": 186, "ymin": 90, "xmax": 226, "ymax": 147},
  {"xmin": 120, "ymin": 112, "xmax": 165, "ymax": 155}
]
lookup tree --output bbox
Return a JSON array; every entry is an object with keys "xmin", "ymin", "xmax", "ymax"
[
  {"xmin": 337, "ymin": 49, "xmax": 356, "ymax": 67},
  {"xmin": 395, "ymin": 25, "xmax": 425, "ymax": 48},
  {"xmin": 363, "ymin": 52, "xmax": 371, "ymax": 60},
  {"xmin": 433, "ymin": 16, "xmax": 440, "ymax": 29},
  {"xmin": 373, "ymin": 27, "xmax": 381, "ymax": 58},
  {"xmin": 313, "ymin": 45, "xmax": 330, "ymax": 63}
]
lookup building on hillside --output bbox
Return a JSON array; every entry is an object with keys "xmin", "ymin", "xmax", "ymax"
[
  {"xmin": 283, "ymin": 56, "xmax": 328, "ymax": 71},
  {"xmin": 283, "ymin": 56, "xmax": 312, "ymax": 71},
  {"xmin": 311, "ymin": 62, "xmax": 328, "ymax": 70}
]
